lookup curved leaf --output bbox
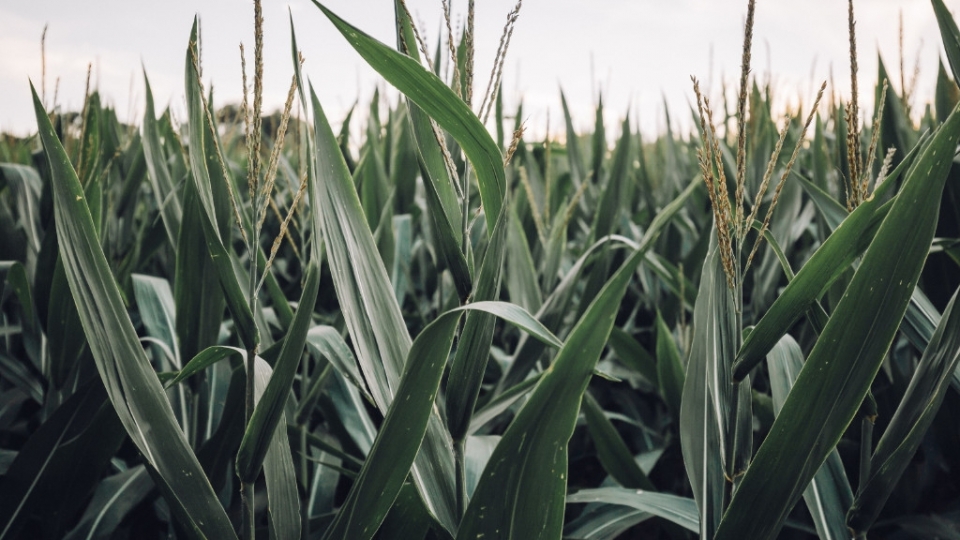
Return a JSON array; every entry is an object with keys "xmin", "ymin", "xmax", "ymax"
[
  {"xmin": 322, "ymin": 301, "xmax": 560, "ymax": 540},
  {"xmin": 457, "ymin": 181, "xmax": 698, "ymax": 539},
  {"xmin": 311, "ymin": 1, "xmax": 505, "ymax": 233},
  {"xmin": 566, "ymin": 488, "xmax": 699, "ymax": 534},
  {"xmin": 716, "ymin": 101, "xmax": 960, "ymax": 540},
  {"xmin": 31, "ymin": 82, "xmax": 237, "ymax": 539}
]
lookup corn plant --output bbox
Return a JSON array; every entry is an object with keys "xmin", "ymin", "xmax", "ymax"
[{"xmin": 1, "ymin": 0, "xmax": 960, "ymax": 539}]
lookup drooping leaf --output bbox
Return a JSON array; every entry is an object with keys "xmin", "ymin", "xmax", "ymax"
[
  {"xmin": 566, "ymin": 488, "xmax": 699, "ymax": 534},
  {"xmin": 312, "ymin": 1, "xmax": 505, "ymax": 233},
  {"xmin": 322, "ymin": 301, "xmax": 560, "ymax": 540}
]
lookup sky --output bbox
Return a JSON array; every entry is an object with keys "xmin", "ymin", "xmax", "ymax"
[{"xmin": 0, "ymin": 0, "xmax": 958, "ymax": 141}]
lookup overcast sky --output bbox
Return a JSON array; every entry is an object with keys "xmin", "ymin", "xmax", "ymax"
[{"xmin": 1, "ymin": 0, "xmax": 957, "ymax": 140}]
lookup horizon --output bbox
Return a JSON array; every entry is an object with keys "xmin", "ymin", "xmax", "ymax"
[{"xmin": 0, "ymin": 0, "xmax": 956, "ymax": 142}]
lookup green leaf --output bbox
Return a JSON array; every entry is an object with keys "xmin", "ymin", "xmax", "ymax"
[
  {"xmin": 142, "ymin": 71, "xmax": 182, "ymax": 246},
  {"xmin": 0, "ymin": 381, "xmax": 124, "ymax": 540},
  {"xmin": 312, "ymin": 1, "xmax": 505, "ymax": 233},
  {"xmin": 1, "ymin": 261, "xmax": 42, "ymax": 370},
  {"xmin": 237, "ymin": 261, "xmax": 320, "ymax": 482},
  {"xmin": 847, "ymin": 286, "xmax": 960, "ymax": 534},
  {"xmin": 183, "ymin": 19, "xmax": 258, "ymax": 351},
  {"xmin": 679, "ymin": 243, "xmax": 733, "ymax": 539},
  {"xmin": 931, "ymin": 0, "xmax": 960, "ymax": 102},
  {"xmin": 132, "ymin": 274, "xmax": 179, "ymax": 367},
  {"xmin": 566, "ymin": 488, "xmax": 699, "ymax": 534},
  {"xmin": 322, "ymin": 301, "xmax": 559, "ymax": 540},
  {"xmin": 500, "ymin": 235, "xmax": 631, "ymax": 390},
  {"xmin": 583, "ymin": 393, "xmax": 655, "ymax": 490},
  {"xmin": 591, "ymin": 117, "xmax": 631, "ymax": 242},
  {"xmin": 457, "ymin": 181, "xmax": 699, "ymax": 539},
  {"xmin": 467, "ymin": 373, "xmax": 542, "ymax": 436},
  {"xmin": 63, "ymin": 466, "xmax": 154, "ymax": 540},
  {"xmin": 501, "ymin": 178, "xmax": 700, "ymax": 389},
  {"xmin": 393, "ymin": 2, "xmax": 462, "ymax": 233},
  {"xmin": 716, "ymin": 101, "xmax": 960, "ymax": 540},
  {"xmin": 321, "ymin": 310, "xmax": 460, "ymax": 540},
  {"xmin": 0, "ymin": 164, "xmax": 43, "ymax": 265},
  {"xmin": 563, "ymin": 503, "xmax": 651, "ymax": 540},
  {"xmin": 766, "ymin": 335, "xmax": 853, "ymax": 540},
  {"xmin": 608, "ymin": 327, "xmax": 658, "ymax": 389},
  {"xmin": 733, "ymin": 161, "xmax": 904, "ymax": 379},
  {"xmin": 174, "ymin": 141, "xmax": 226, "ymax": 363},
  {"xmin": 249, "ymin": 356, "xmax": 301, "ymax": 540},
  {"xmin": 505, "ymin": 204, "xmax": 543, "ymax": 313},
  {"xmin": 655, "ymin": 312, "xmax": 684, "ymax": 424},
  {"xmin": 31, "ymin": 81, "xmax": 237, "ymax": 539},
  {"xmin": 560, "ymin": 90, "xmax": 587, "ymax": 189},
  {"xmin": 47, "ymin": 255, "xmax": 87, "ymax": 388},
  {"xmin": 308, "ymin": 84, "xmax": 457, "ymax": 533},
  {"xmin": 445, "ymin": 196, "xmax": 510, "ymax": 443},
  {"xmin": 305, "ymin": 326, "xmax": 372, "ymax": 405}
]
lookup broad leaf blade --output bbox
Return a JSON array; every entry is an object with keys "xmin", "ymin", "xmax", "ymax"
[
  {"xmin": 767, "ymin": 335, "xmax": 853, "ymax": 540},
  {"xmin": 30, "ymin": 82, "xmax": 237, "ymax": 539},
  {"xmin": 308, "ymin": 84, "xmax": 458, "ymax": 533},
  {"xmin": 237, "ymin": 261, "xmax": 320, "ymax": 482},
  {"xmin": 716, "ymin": 102, "xmax": 960, "ymax": 540},
  {"xmin": 679, "ymin": 243, "xmax": 732, "ymax": 539},
  {"xmin": 457, "ymin": 182, "xmax": 698, "ymax": 539},
  {"xmin": 566, "ymin": 488, "xmax": 699, "ymax": 534},
  {"xmin": 847, "ymin": 286, "xmax": 960, "ymax": 534},
  {"xmin": 312, "ymin": 1, "xmax": 505, "ymax": 233},
  {"xmin": 183, "ymin": 19, "xmax": 258, "ymax": 351}
]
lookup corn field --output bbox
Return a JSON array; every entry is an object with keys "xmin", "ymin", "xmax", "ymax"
[{"xmin": 2, "ymin": 0, "xmax": 960, "ymax": 538}]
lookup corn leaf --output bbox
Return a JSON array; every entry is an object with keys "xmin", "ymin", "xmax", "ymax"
[
  {"xmin": 716, "ymin": 102, "xmax": 960, "ymax": 540},
  {"xmin": 249, "ymin": 356, "xmax": 301, "ymax": 540},
  {"xmin": 30, "ymin": 82, "xmax": 237, "ymax": 539},
  {"xmin": 308, "ymin": 83, "xmax": 458, "ymax": 533},
  {"xmin": 311, "ymin": 1, "xmax": 505, "ymax": 233},
  {"xmin": 0, "ymin": 380, "xmax": 124, "ymax": 540},
  {"xmin": 655, "ymin": 312, "xmax": 684, "ymax": 424},
  {"xmin": 847, "ymin": 286, "xmax": 960, "ymax": 534},
  {"xmin": 183, "ymin": 19, "xmax": 258, "ymax": 351},
  {"xmin": 582, "ymin": 392, "xmax": 655, "ymax": 490},
  {"xmin": 566, "ymin": 488, "xmax": 699, "ymax": 534},
  {"xmin": 679, "ymin": 243, "xmax": 732, "ymax": 539},
  {"xmin": 445, "ymin": 195, "xmax": 509, "ymax": 443},
  {"xmin": 458, "ymin": 181, "xmax": 698, "ymax": 539},
  {"xmin": 322, "ymin": 301, "xmax": 560, "ymax": 540},
  {"xmin": 236, "ymin": 261, "xmax": 320, "ymax": 482},
  {"xmin": 767, "ymin": 335, "xmax": 853, "ymax": 540},
  {"xmin": 141, "ymin": 71, "xmax": 182, "ymax": 246}
]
